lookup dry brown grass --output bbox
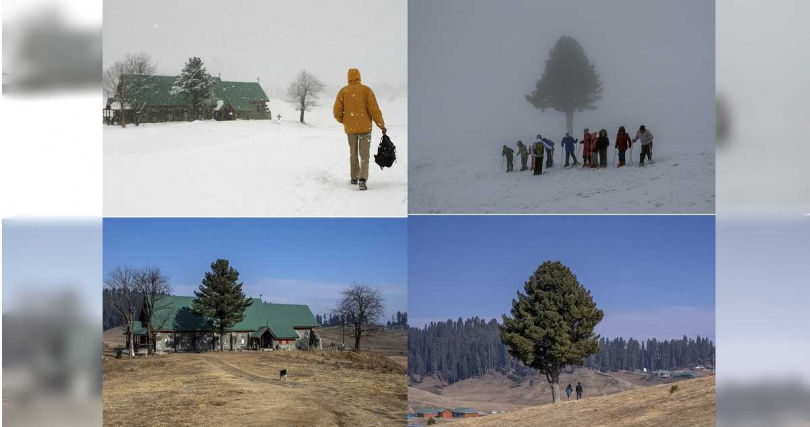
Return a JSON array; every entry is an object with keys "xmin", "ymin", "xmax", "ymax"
[
  {"xmin": 317, "ymin": 326, "xmax": 407, "ymax": 357},
  {"xmin": 409, "ymin": 369, "xmax": 641, "ymax": 413},
  {"xmin": 103, "ymin": 350, "xmax": 406, "ymax": 426},
  {"xmin": 449, "ymin": 376, "xmax": 715, "ymax": 427}
]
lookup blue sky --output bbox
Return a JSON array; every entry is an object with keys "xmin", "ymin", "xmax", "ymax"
[
  {"xmin": 409, "ymin": 215, "xmax": 715, "ymax": 340},
  {"xmin": 3, "ymin": 219, "xmax": 102, "ymax": 319},
  {"xmin": 103, "ymin": 218, "xmax": 407, "ymax": 321}
]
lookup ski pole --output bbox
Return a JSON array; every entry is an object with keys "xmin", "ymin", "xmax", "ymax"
[{"xmin": 630, "ymin": 144, "xmax": 634, "ymax": 166}]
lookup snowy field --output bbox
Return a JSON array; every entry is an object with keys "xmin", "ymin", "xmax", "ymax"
[
  {"xmin": 104, "ymin": 97, "xmax": 406, "ymax": 217},
  {"xmin": 409, "ymin": 140, "xmax": 714, "ymax": 214}
]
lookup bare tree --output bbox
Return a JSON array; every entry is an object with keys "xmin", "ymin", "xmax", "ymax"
[
  {"xmin": 335, "ymin": 283, "xmax": 384, "ymax": 352},
  {"xmin": 285, "ymin": 70, "xmax": 324, "ymax": 123},
  {"xmin": 103, "ymin": 266, "xmax": 141, "ymax": 357},
  {"xmin": 135, "ymin": 266, "xmax": 173, "ymax": 355},
  {"xmin": 103, "ymin": 52, "xmax": 157, "ymax": 127}
]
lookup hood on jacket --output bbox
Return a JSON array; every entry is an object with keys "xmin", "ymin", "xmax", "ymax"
[{"xmin": 348, "ymin": 68, "xmax": 361, "ymax": 84}]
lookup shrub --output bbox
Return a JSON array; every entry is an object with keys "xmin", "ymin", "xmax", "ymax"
[{"xmin": 670, "ymin": 384, "xmax": 679, "ymax": 394}]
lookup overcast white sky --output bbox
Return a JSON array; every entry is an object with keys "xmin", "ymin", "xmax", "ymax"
[{"xmin": 103, "ymin": 0, "xmax": 406, "ymax": 97}]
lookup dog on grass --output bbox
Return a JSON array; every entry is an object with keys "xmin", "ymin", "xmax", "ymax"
[{"xmin": 279, "ymin": 369, "xmax": 287, "ymax": 380}]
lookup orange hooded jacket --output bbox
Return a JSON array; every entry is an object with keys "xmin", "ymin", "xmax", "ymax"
[{"xmin": 333, "ymin": 68, "xmax": 385, "ymax": 134}]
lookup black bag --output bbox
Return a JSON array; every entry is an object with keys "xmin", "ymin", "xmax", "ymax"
[{"xmin": 374, "ymin": 134, "xmax": 396, "ymax": 169}]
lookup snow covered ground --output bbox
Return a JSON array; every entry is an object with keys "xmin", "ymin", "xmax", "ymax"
[
  {"xmin": 409, "ymin": 140, "xmax": 713, "ymax": 214},
  {"xmin": 104, "ymin": 97, "xmax": 406, "ymax": 217}
]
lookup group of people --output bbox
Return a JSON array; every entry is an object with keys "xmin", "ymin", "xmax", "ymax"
[
  {"xmin": 565, "ymin": 382, "xmax": 584, "ymax": 400},
  {"xmin": 501, "ymin": 125, "xmax": 655, "ymax": 175}
]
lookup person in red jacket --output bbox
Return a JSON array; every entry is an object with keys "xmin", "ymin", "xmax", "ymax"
[
  {"xmin": 615, "ymin": 125, "xmax": 632, "ymax": 167},
  {"xmin": 588, "ymin": 131, "xmax": 599, "ymax": 168},
  {"xmin": 581, "ymin": 128, "xmax": 593, "ymax": 168}
]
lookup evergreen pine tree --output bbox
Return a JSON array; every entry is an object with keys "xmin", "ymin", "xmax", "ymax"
[
  {"xmin": 171, "ymin": 57, "xmax": 215, "ymax": 120},
  {"xmin": 192, "ymin": 259, "xmax": 253, "ymax": 351},
  {"xmin": 499, "ymin": 261, "xmax": 604, "ymax": 403},
  {"xmin": 526, "ymin": 36, "xmax": 603, "ymax": 135}
]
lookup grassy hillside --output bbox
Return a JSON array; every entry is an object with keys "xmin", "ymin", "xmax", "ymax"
[
  {"xmin": 452, "ymin": 376, "xmax": 715, "ymax": 427},
  {"xmin": 317, "ymin": 326, "xmax": 407, "ymax": 357},
  {"xmin": 409, "ymin": 369, "xmax": 639, "ymax": 413},
  {"xmin": 104, "ymin": 350, "xmax": 406, "ymax": 426}
]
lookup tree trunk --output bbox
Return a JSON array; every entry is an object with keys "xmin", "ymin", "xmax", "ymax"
[
  {"xmin": 565, "ymin": 110, "xmax": 574, "ymax": 136},
  {"xmin": 548, "ymin": 370, "xmax": 561, "ymax": 403},
  {"xmin": 127, "ymin": 326, "xmax": 135, "ymax": 357},
  {"xmin": 146, "ymin": 323, "xmax": 152, "ymax": 356},
  {"xmin": 354, "ymin": 330, "xmax": 361, "ymax": 352},
  {"xmin": 299, "ymin": 109, "xmax": 305, "ymax": 123}
]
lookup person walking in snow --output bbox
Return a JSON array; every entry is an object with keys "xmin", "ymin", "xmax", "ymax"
[
  {"xmin": 333, "ymin": 68, "xmax": 386, "ymax": 191},
  {"xmin": 516, "ymin": 140, "xmax": 529, "ymax": 171},
  {"xmin": 587, "ymin": 131, "xmax": 599, "ymax": 168},
  {"xmin": 540, "ymin": 135, "xmax": 555, "ymax": 168},
  {"xmin": 565, "ymin": 384, "xmax": 573, "ymax": 400},
  {"xmin": 596, "ymin": 129, "xmax": 610, "ymax": 168},
  {"xmin": 632, "ymin": 125, "xmax": 654, "ymax": 165},
  {"xmin": 502, "ymin": 145, "xmax": 515, "ymax": 172},
  {"xmin": 532, "ymin": 138, "xmax": 545, "ymax": 175},
  {"xmin": 615, "ymin": 126, "xmax": 632, "ymax": 167},
  {"xmin": 581, "ymin": 128, "xmax": 593, "ymax": 167},
  {"xmin": 576, "ymin": 382, "xmax": 583, "ymax": 400},
  {"xmin": 561, "ymin": 133, "xmax": 579, "ymax": 167}
]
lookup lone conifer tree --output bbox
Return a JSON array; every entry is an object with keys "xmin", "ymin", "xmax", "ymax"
[
  {"xmin": 171, "ymin": 57, "xmax": 214, "ymax": 120},
  {"xmin": 500, "ymin": 261, "xmax": 603, "ymax": 403},
  {"xmin": 192, "ymin": 259, "xmax": 253, "ymax": 351},
  {"xmin": 526, "ymin": 36, "xmax": 602, "ymax": 135}
]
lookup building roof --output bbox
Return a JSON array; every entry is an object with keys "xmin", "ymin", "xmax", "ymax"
[
  {"xmin": 415, "ymin": 408, "xmax": 446, "ymax": 414},
  {"xmin": 212, "ymin": 81, "xmax": 269, "ymax": 110},
  {"xmin": 113, "ymin": 75, "xmax": 268, "ymax": 110},
  {"xmin": 452, "ymin": 407, "xmax": 478, "ymax": 414},
  {"xmin": 132, "ymin": 321, "xmax": 147, "ymax": 335},
  {"xmin": 146, "ymin": 296, "xmax": 317, "ymax": 338}
]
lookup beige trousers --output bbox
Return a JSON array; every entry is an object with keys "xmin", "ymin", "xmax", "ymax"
[{"xmin": 347, "ymin": 133, "xmax": 371, "ymax": 181}]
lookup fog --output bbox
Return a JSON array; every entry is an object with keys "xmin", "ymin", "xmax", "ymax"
[
  {"xmin": 3, "ymin": 0, "xmax": 101, "ymax": 94},
  {"xmin": 103, "ymin": 0, "xmax": 407, "ymax": 98},
  {"xmin": 716, "ymin": 0, "xmax": 810, "ymax": 214},
  {"xmin": 409, "ymin": 0, "xmax": 714, "ymax": 153}
]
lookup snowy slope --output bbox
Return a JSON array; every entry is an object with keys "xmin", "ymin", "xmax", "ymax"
[
  {"xmin": 409, "ymin": 139, "xmax": 713, "ymax": 214},
  {"xmin": 104, "ymin": 97, "xmax": 406, "ymax": 217}
]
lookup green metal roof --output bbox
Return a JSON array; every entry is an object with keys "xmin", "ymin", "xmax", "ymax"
[
  {"xmin": 416, "ymin": 408, "xmax": 446, "ymax": 414},
  {"xmin": 452, "ymin": 407, "xmax": 477, "ymax": 414},
  {"xmin": 145, "ymin": 296, "xmax": 317, "ymax": 339},
  {"xmin": 117, "ymin": 75, "xmax": 268, "ymax": 111},
  {"xmin": 132, "ymin": 321, "xmax": 147, "ymax": 335},
  {"xmin": 212, "ymin": 81, "xmax": 269, "ymax": 110}
]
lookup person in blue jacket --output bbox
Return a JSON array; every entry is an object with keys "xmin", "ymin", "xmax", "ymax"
[{"xmin": 561, "ymin": 133, "xmax": 579, "ymax": 167}]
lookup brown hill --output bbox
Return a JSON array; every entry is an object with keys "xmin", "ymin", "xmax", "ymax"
[
  {"xmin": 317, "ymin": 325, "xmax": 407, "ymax": 357},
  {"xmin": 103, "ymin": 326, "xmax": 126, "ymax": 349},
  {"xmin": 452, "ymin": 376, "xmax": 715, "ymax": 427},
  {"xmin": 409, "ymin": 368, "xmax": 640, "ymax": 413}
]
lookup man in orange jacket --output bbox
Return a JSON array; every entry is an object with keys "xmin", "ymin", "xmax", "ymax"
[{"xmin": 333, "ymin": 68, "xmax": 386, "ymax": 191}]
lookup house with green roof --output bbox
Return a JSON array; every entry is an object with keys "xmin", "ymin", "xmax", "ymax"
[
  {"xmin": 105, "ymin": 75, "xmax": 270, "ymax": 125},
  {"xmin": 136, "ymin": 296, "xmax": 319, "ymax": 353}
]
